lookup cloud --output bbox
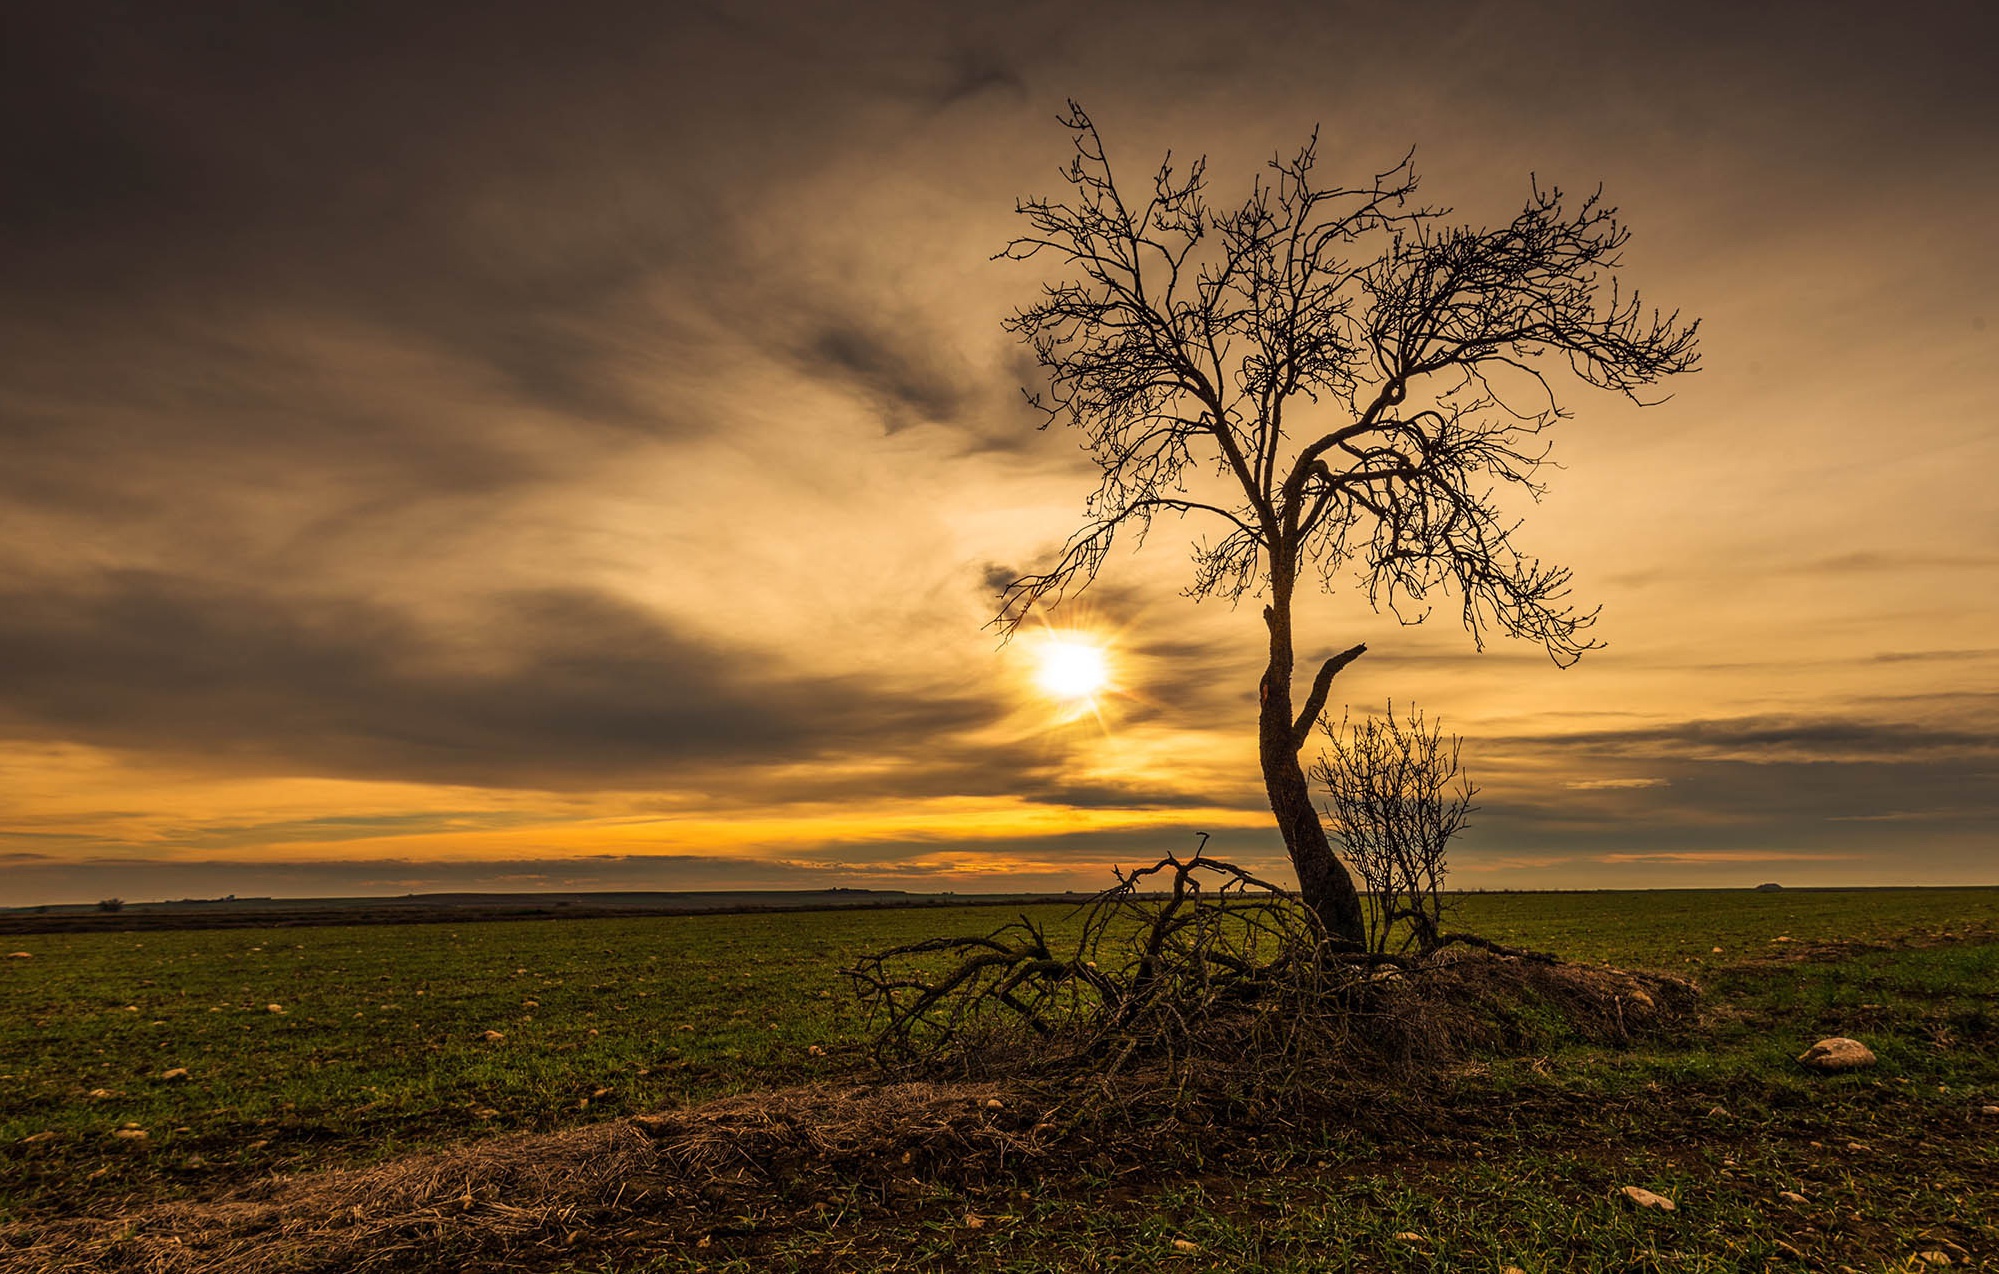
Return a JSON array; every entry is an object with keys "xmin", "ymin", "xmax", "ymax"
[
  {"xmin": 2, "ymin": 0, "xmax": 1997, "ymax": 900},
  {"xmin": 0, "ymin": 821, "xmax": 1285, "ymax": 906},
  {"xmin": 1509, "ymin": 715, "xmax": 1999, "ymax": 765},
  {"xmin": 1596, "ymin": 851, "xmax": 1864, "ymax": 865},
  {"xmin": 0, "ymin": 570, "xmax": 1009, "ymax": 791}
]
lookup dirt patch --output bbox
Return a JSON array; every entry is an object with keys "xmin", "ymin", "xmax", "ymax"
[{"xmin": 0, "ymin": 1080, "xmax": 1074, "ymax": 1273}]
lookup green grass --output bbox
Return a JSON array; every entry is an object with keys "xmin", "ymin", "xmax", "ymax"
[
  {"xmin": 4, "ymin": 888, "xmax": 1996, "ymax": 1271},
  {"xmin": 0, "ymin": 905, "xmax": 1079, "ymax": 1213}
]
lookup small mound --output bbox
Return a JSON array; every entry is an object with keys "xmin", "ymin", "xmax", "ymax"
[{"xmin": 1364, "ymin": 947, "xmax": 1702, "ymax": 1062}]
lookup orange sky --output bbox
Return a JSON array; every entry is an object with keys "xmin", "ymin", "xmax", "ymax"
[{"xmin": 2, "ymin": 0, "xmax": 1995, "ymax": 904}]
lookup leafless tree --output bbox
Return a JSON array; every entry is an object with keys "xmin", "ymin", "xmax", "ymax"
[
  {"xmin": 1312, "ymin": 705, "xmax": 1475, "ymax": 954},
  {"xmin": 994, "ymin": 103, "xmax": 1698, "ymax": 946}
]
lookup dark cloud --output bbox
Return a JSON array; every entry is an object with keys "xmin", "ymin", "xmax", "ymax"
[
  {"xmin": 1457, "ymin": 718, "xmax": 1999, "ymax": 884},
  {"xmin": 1872, "ymin": 648, "xmax": 1999, "ymax": 665},
  {"xmin": 1483, "ymin": 755, "xmax": 1999, "ymax": 834},
  {"xmin": 1504, "ymin": 715, "xmax": 1999, "ymax": 764},
  {"xmin": 0, "ymin": 571, "xmax": 1006, "ymax": 790},
  {"xmin": 801, "ymin": 322, "xmax": 974, "ymax": 433}
]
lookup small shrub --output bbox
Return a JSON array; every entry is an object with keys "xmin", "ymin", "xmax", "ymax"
[{"xmin": 1312, "ymin": 703, "xmax": 1477, "ymax": 954}]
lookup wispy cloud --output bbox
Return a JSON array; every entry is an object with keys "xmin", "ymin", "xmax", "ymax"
[{"xmin": 1596, "ymin": 851, "xmax": 1865, "ymax": 865}]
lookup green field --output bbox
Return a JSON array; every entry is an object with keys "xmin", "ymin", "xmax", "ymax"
[{"xmin": 3, "ymin": 888, "xmax": 1996, "ymax": 1271}]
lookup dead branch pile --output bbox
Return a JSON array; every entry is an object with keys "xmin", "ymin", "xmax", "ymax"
[{"xmin": 846, "ymin": 848, "xmax": 1696, "ymax": 1112}]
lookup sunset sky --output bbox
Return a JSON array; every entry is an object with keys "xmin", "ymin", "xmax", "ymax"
[{"xmin": 3, "ymin": 0, "xmax": 1994, "ymax": 905}]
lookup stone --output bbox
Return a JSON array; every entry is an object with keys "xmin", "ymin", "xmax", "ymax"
[
  {"xmin": 1618, "ymin": 1185, "xmax": 1676, "ymax": 1211},
  {"xmin": 265, "ymin": 1003, "xmax": 285, "ymax": 1014},
  {"xmin": 1979, "ymin": 1105, "xmax": 1999, "ymax": 1116},
  {"xmin": 1797, "ymin": 1037, "xmax": 1876, "ymax": 1072}
]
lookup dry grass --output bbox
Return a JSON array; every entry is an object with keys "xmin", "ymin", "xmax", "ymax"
[{"xmin": 0, "ymin": 1079, "xmax": 1080, "ymax": 1273}]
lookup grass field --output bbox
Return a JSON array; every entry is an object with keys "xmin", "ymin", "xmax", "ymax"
[{"xmin": 3, "ymin": 888, "xmax": 1996, "ymax": 1271}]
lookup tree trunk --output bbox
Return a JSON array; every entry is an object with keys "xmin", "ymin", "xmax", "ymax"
[{"xmin": 1259, "ymin": 597, "xmax": 1368, "ymax": 948}]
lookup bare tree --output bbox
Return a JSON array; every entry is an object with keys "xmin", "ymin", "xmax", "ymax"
[
  {"xmin": 1312, "ymin": 705, "xmax": 1475, "ymax": 954},
  {"xmin": 994, "ymin": 103, "xmax": 1698, "ymax": 946}
]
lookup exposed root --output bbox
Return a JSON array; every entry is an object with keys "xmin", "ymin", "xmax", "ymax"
[{"xmin": 846, "ymin": 851, "xmax": 1699, "ymax": 1114}]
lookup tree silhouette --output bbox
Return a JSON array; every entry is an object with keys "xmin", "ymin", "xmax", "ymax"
[{"xmin": 996, "ymin": 104, "xmax": 1699, "ymax": 946}]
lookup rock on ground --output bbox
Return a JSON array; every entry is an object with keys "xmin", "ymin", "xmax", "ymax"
[
  {"xmin": 1618, "ymin": 1185, "xmax": 1675, "ymax": 1211},
  {"xmin": 1797, "ymin": 1037, "xmax": 1877, "ymax": 1072}
]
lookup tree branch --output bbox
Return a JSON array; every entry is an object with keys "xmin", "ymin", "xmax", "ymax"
[{"xmin": 1291, "ymin": 642, "xmax": 1367, "ymax": 749}]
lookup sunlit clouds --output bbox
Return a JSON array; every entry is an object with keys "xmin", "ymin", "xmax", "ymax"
[{"xmin": 0, "ymin": 0, "xmax": 1994, "ymax": 902}]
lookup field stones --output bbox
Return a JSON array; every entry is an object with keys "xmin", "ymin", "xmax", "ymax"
[
  {"xmin": 1618, "ymin": 1185, "xmax": 1676, "ymax": 1211},
  {"xmin": 1797, "ymin": 1037, "xmax": 1877, "ymax": 1072}
]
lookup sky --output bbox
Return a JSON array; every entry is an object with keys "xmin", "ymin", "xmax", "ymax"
[{"xmin": 2, "ymin": 0, "xmax": 1995, "ymax": 905}]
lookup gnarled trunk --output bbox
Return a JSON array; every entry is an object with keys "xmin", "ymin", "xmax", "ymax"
[{"xmin": 1259, "ymin": 596, "xmax": 1368, "ymax": 948}]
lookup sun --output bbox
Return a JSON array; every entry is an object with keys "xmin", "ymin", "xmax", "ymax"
[{"xmin": 1034, "ymin": 636, "xmax": 1112, "ymax": 703}]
